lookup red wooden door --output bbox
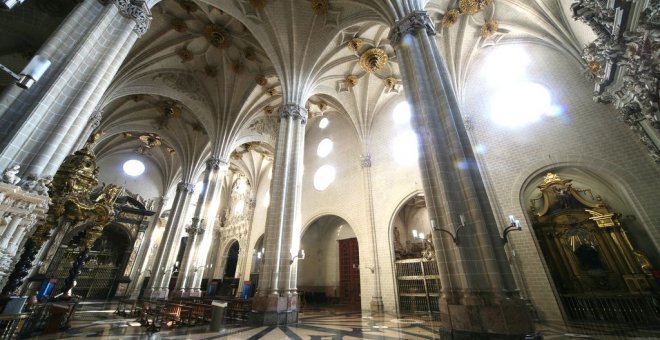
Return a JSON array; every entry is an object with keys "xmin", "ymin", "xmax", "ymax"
[{"xmin": 338, "ymin": 238, "xmax": 360, "ymax": 305}]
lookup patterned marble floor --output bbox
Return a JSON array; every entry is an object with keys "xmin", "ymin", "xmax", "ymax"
[{"xmin": 24, "ymin": 302, "xmax": 660, "ymax": 339}]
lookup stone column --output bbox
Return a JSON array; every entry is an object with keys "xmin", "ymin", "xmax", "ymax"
[
  {"xmin": 188, "ymin": 158, "xmax": 227, "ymax": 293},
  {"xmin": 128, "ymin": 196, "xmax": 166, "ymax": 298},
  {"xmin": 0, "ymin": 0, "xmax": 151, "ymax": 176},
  {"xmin": 144, "ymin": 181, "xmax": 194, "ymax": 299},
  {"xmin": 250, "ymin": 104, "xmax": 306, "ymax": 325},
  {"xmin": 360, "ymin": 153, "xmax": 384, "ymax": 312},
  {"xmin": 174, "ymin": 218, "xmax": 202, "ymax": 297},
  {"xmin": 0, "ymin": 214, "xmax": 23, "ymax": 249},
  {"xmin": 389, "ymin": 11, "xmax": 532, "ymax": 337}
]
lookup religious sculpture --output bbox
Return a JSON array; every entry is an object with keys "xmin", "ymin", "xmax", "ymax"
[{"xmin": 2, "ymin": 165, "xmax": 21, "ymax": 185}]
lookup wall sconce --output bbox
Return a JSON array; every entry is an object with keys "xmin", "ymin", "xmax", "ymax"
[
  {"xmin": 1, "ymin": 0, "xmax": 24, "ymax": 11},
  {"xmin": 255, "ymin": 247, "xmax": 265, "ymax": 263},
  {"xmin": 290, "ymin": 249, "xmax": 305, "ymax": 264},
  {"xmin": 0, "ymin": 55, "xmax": 51, "ymax": 89},
  {"xmin": 502, "ymin": 215, "xmax": 522, "ymax": 244},
  {"xmin": 431, "ymin": 216, "xmax": 465, "ymax": 245}
]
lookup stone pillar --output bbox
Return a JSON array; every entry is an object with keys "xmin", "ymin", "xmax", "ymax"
[
  {"xmin": 128, "ymin": 196, "xmax": 166, "ymax": 298},
  {"xmin": 360, "ymin": 153, "xmax": 384, "ymax": 312},
  {"xmin": 389, "ymin": 11, "xmax": 532, "ymax": 337},
  {"xmin": 144, "ymin": 181, "xmax": 194, "ymax": 299},
  {"xmin": 0, "ymin": 214, "xmax": 23, "ymax": 249},
  {"xmin": 188, "ymin": 158, "xmax": 227, "ymax": 293},
  {"xmin": 0, "ymin": 0, "xmax": 151, "ymax": 176},
  {"xmin": 174, "ymin": 218, "xmax": 202, "ymax": 297},
  {"xmin": 250, "ymin": 104, "xmax": 306, "ymax": 325}
]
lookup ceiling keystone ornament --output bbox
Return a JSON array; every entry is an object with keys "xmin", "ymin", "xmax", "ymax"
[
  {"xmin": 311, "ymin": 0, "xmax": 329, "ymax": 15},
  {"xmin": 441, "ymin": 9, "xmax": 461, "ymax": 28},
  {"xmin": 231, "ymin": 61, "xmax": 244, "ymax": 74},
  {"xmin": 176, "ymin": 47, "xmax": 193, "ymax": 62},
  {"xmin": 347, "ymin": 38, "xmax": 363, "ymax": 52},
  {"xmin": 480, "ymin": 20, "xmax": 498, "ymax": 37},
  {"xmin": 345, "ymin": 75, "xmax": 358, "ymax": 87},
  {"xmin": 244, "ymin": 48, "xmax": 257, "ymax": 61},
  {"xmin": 255, "ymin": 75, "xmax": 268, "ymax": 86},
  {"xmin": 359, "ymin": 48, "xmax": 388, "ymax": 73},
  {"xmin": 264, "ymin": 105, "xmax": 275, "ymax": 115},
  {"xmin": 266, "ymin": 87, "xmax": 278, "ymax": 96},
  {"xmin": 204, "ymin": 24, "xmax": 231, "ymax": 48},
  {"xmin": 459, "ymin": 0, "xmax": 493, "ymax": 15}
]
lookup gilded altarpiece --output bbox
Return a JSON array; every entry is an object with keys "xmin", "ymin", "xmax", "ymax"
[{"xmin": 529, "ymin": 173, "xmax": 658, "ymax": 323}]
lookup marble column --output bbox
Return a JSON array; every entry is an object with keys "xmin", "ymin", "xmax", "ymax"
[
  {"xmin": 389, "ymin": 10, "xmax": 532, "ymax": 337},
  {"xmin": 250, "ymin": 104, "xmax": 306, "ymax": 325},
  {"xmin": 144, "ymin": 181, "xmax": 194, "ymax": 299},
  {"xmin": 360, "ymin": 153, "xmax": 384, "ymax": 312},
  {"xmin": 0, "ymin": 0, "xmax": 151, "ymax": 176}
]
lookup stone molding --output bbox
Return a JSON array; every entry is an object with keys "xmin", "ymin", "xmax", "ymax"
[
  {"xmin": 389, "ymin": 11, "xmax": 436, "ymax": 46},
  {"xmin": 101, "ymin": 0, "xmax": 152, "ymax": 36},
  {"xmin": 279, "ymin": 104, "xmax": 308, "ymax": 124},
  {"xmin": 206, "ymin": 157, "xmax": 227, "ymax": 171},
  {"xmin": 360, "ymin": 154, "xmax": 372, "ymax": 168}
]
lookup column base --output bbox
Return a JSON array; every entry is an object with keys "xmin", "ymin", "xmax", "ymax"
[
  {"xmin": 248, "ymin": 310, "xmax": 298, "ymax": 325},
  {"xmin": 441, "ymin": 298, "xmax": 533, "ymax": 338},
  {"xmin": 143, "ymin": 287, "xmax": 168, "ymax": 299},
  {"xmin": 370, "ymin": 296, "xmax": 384, "ymax": 313}
]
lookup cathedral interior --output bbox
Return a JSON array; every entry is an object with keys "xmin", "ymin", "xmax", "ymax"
[{"xmin": 0, "ymin": 0, "xmax": 658, "ymax": 339}]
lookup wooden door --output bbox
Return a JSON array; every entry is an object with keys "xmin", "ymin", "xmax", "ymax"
[{"xmin": 338, "ymin": 238, "xmax": 360, "ymax": 305}]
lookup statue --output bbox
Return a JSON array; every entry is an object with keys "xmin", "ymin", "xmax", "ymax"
[
  {"xmin": 21, "ymin": 174, "xmax": 38, "ymax": 192},
  {"xmin": 33, "ymin": 176, "xmax": 52, "ymax": 196},
  {"xmin": 2, "ymin": 165, "xmax": 21, "ymax": 185}
]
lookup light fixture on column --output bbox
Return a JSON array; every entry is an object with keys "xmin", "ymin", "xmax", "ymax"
[
  {"xmin": 501, "ymin": 215, "xmax": 522, "ymax": 244},
  {"xmin": 1, "ymin": 0, "xmax": 24, "ymax": 11},
  {"xmin": 255, "ymin": 247, "xmax": 265, "ymax": 263},
  {"xmin": 0, "ymin": 55, "xmax": 51, "ymax": 89},
  {"xmin": 290, "ymin": 249, "xmax": 305, "ymax": 264},
  {"xmin": 430, "ymin": 215, "xmax": 465, "ymax": 245}
]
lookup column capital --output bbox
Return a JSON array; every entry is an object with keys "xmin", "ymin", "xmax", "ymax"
[
  {"xmin": 206, "ymin": 156, "xmax": 228, "ymax": 171},
  {"xmin": 177, "ymin": 181, "xmax": 195, "ymax": 193},
  {"xmin": 389, "ymin": 11, "xmax": 436, "ymax": 46},
  {"xmin": 101, "ymin": 0, "xmax": 152, "ymax": 36},
  {"xmin": 279, "ymin": 104, "xmax": 308, "ymax": 125},
  {"xmin": 89, "ymin": 110, "xmax": 103, "ymax": 130},
  {"xmin": 360, "ymin": 154, "xmax": 372, "ymax": 168}
]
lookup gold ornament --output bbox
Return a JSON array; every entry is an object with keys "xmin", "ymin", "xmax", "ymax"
[
  {"xmin": 359, "ymin": 48, "xmax": 388, "ymax": 73},
  {"xmin": 347, "ymin": 38, "xmax": 363, "ymax": 52},
  {"xmin": 459, "ymin": 0, "xmax": 492, "ymax": 15},
  {"xmin": 176, "ymin": 47, "xmax": 193, "ymax": 62},
  {"xmin": 311, "ymin": 0, "xmax": 328, "ymax": 15},
  {"xmin": 442, "ymin": 9, "xmax": 460, "ymax": 27},
  {"xmin": 345, "ymin": 75, "xmax": 358, "ymax": 87},
  {"xmin": 480, "ymin": 20, "xmax": 498, "ymax": 37}
]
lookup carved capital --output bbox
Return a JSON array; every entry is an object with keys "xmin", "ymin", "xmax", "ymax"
[
  {"xmin": 389, "ymin": 11, "xmax": 435, "ymax": 46},
  {"xmin": 177, "ymin": 181, "xmax": 195, "ymax": 193},
  {"xmin": 104, "ymin": 0, "xmax": 152, "ymax": 36},
  {"xmin": 279, "ymin": 104, "xmax": 308, "ymax": 124},
  {"xmin": 206, "ymin": 156, "xmax": 227, "ymax": 171},
  {"xmin": 89, "ymin": 110, "xmax": 103, "ymax": 130},
  {"xmin": 360, "ymin": 154, "xmax": 372, "ymax": 168}
]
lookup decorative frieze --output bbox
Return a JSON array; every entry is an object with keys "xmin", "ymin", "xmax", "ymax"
[
  {"xmin": 279, "ymin": 104, "xmax": 309, "ymax": 124},
  {"xmin": 389, "ymin": 11, "xmax": 436, "ymax": 46}
]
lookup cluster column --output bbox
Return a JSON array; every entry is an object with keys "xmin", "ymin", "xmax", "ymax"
[
  {"xmin": 175, "ymin": 157, "xmax": 227, "ymax": 297},
  {"xmin": 389, "ymin": 11, "xmax": 532, "ymax": 337},
  {"xmin": 0, "ymin": 0, "xmax": 151, "ymax": 177},
  {"xmin": 144, "ymin": 181, "xmax": 194, "ymax": 299},
  {"xmin": 250, "ymin": 104, "xmax": 306, "ymax": 325}
]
